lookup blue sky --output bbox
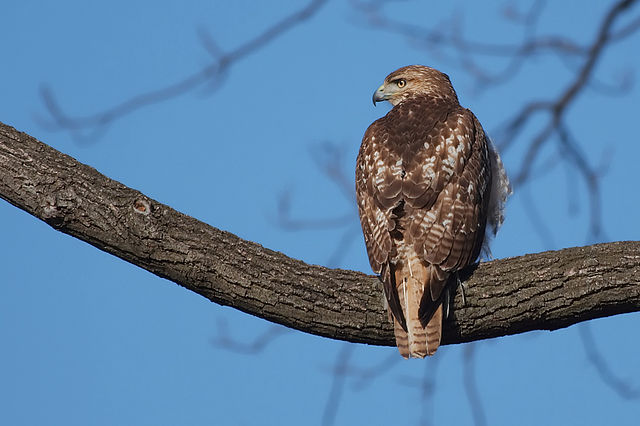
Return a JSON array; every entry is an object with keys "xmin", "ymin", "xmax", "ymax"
[{"xmin": 2, "ymin": 1, "xmax": 640, "ymax": 425}]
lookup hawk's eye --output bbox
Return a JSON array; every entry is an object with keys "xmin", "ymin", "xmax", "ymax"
[{"xmin": 396, "ymin": 79, "xmax": 406, "ymax": 88}]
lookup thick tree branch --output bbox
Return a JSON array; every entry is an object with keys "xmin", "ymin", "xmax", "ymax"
[{"xmin": 2, "ymin": 121, "xmax": 639, "ymax": 347}]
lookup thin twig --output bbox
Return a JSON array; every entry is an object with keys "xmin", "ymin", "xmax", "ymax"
[
  {"xmin": 579, "ymin": 323, "xmax": 640, "ymax": 399},
  {"xmin": 39, "ymin": 0, "xmax": 329, "ymax": 141},
  {"xmin": 211, "ymin": 318, "xmax": 290, "ymax": 355}
]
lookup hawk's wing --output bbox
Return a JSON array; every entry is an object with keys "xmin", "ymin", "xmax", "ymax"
[
  {"xmin": 356, "ymin": 119, "xmax": 406, "ymax": 328},
  {"xmin": 356, "ymin": 103, "xmax": 491, "ymax": 330},
  {"xmin": 404, "ymin": 112, "xmax": 491, "ymax": 273}
]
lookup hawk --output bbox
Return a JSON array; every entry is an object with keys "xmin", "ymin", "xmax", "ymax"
[{"xmin": 356, "ymin": 65, "xmax": 509, "ymax": 358}]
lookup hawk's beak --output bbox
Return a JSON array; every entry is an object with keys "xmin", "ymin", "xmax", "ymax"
[{"xmin": 372, "ymin": 84, "xmax": 388, "ymax": 106}]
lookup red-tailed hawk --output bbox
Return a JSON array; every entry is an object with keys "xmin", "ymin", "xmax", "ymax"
[{"xmin": 356, "ymin": 65, "xmax": 509, "ymax": 358}]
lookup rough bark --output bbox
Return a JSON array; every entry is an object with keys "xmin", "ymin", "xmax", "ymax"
[{"xmin": 1, "ymin": 121, "xmax": 639, "ymax": 347}]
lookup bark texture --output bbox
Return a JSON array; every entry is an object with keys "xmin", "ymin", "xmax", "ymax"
[{"xmin": 1, "ymin": 121, "xmax": 639, "ymax": 347}]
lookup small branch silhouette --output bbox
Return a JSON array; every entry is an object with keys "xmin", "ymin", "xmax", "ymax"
[
  {"xmin": 210, "ymin": 318, "xmax": 290, "ymax": 355},
  {"xmin": 579, "ymin": 323, "xmax": 640, "ymax": 400},
  {"xmin": 39, "ymin": 0, "xmax": 328, "ymax": 141}
]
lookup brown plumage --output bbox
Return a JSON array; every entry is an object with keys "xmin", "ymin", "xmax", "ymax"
[{"xmin": 356, "ymin": 65, "xmax": 508, "ymax": 358}]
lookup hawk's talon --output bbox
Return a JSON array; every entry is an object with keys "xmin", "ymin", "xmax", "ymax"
[
  {"xmin": 443, "ymin": 288, "xmax": 451, "ymax": 319},
  {"xmin": 456, "ymin": 273, "xmax": 467, "ymax": 306}
]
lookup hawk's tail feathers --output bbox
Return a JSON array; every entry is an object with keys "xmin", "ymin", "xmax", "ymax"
[
  {"xmin": 392, "ymin": 317, "xmax": 411, "ymax": 359},
  {"xmin": 391, "ymin": 263, "xmax": 444, "ymax": 358},
  {"xmin": 425, "ymin": 304, "xmax": 443, "ymax": 356}
]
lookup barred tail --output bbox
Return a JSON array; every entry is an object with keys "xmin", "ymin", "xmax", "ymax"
[{"xmin": 391, "ymin": 261, "xmax": 444, "ymax": 358}]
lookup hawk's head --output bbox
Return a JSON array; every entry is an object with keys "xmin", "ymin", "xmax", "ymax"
[{"xmin": 372, "ymin": 65, "xmax": 459, "ymax": 106}]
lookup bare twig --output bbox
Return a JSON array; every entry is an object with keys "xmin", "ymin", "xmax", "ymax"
[
  {"xmin": 210, "ymin": 318, "xmax": 290, "ymax": 355},
  {"xmin": 274, "ymin": 142, "xmax": 360, "ymax": 267},
  {"xmin": 347, "ymin": 352, "xmax": 401, "ymax": 390},
  {"xmin": 555, "ymin": 124, "xmax": 606, "ymax": 242},
  {"xmin": 275, "ymin": 189, "xmax": 354, "ymax": 231},
  {"xmin": 521, "ymin": 185, "xmax": 557, "ymax": 248},
  {"xmin": 322, "ymin": 344, "xmax": 355, "ymax": 426},
  {"xmin": 39, "ymin": 0, "xmax": 329, "ymax": 141},
  {"xmin": 396, "ymin": 354, "xmax": 441, "ymax": 425},
  {"xmin": 463, "ymin": 344, "xmax": 487, "ymax": 426},
  {"xmin": 579, "ymin": 323, "xmax": 640, "ymax": 399}
]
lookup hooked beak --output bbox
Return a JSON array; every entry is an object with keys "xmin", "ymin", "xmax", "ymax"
[{"xmin": 372, "ymin": 84, "xmax": 388, "ymax": 106}]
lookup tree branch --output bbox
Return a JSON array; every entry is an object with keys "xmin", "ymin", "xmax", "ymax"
[{"xmin": 2, "ymin": 121, "xmax": 639, "ymax": 347}]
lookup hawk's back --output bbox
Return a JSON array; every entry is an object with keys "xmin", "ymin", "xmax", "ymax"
[{"xmin": 357, "ymin": 92, "xmax": 496, "ymax": 358}]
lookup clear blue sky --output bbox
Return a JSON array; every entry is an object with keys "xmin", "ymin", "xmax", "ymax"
[{"xmin": 2, "ymin": 1, "xmax": 640, "ymax": 425}]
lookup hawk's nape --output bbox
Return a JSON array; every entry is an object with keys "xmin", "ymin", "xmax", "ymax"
[{"xmin": 356, "ymin": 65, "xmax": 509, "ymax": 358}]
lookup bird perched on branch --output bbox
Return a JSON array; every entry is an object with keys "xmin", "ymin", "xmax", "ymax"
[{"xmin": 356, "ymin": 65, "xmax": 509, "ymax": 358}]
